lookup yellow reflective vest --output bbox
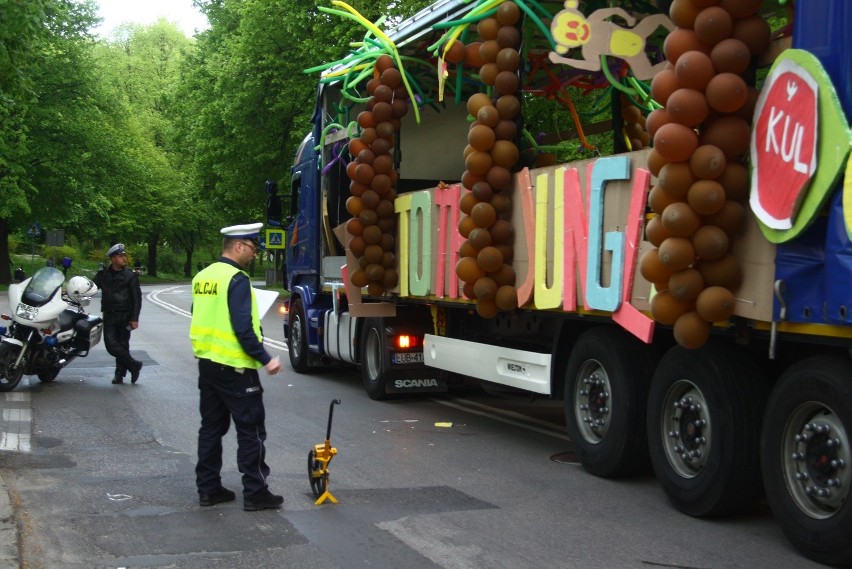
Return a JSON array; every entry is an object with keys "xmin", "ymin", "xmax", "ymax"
[{"xmin": 190, "ymin": 262, "xmax": 263, "ymax": 369}]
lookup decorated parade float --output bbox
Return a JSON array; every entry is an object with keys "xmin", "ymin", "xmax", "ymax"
[{"xmin": 281, "ymin": 1, "xmax": 852, "ymax": 563}]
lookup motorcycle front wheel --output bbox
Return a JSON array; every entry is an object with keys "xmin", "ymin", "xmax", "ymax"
[{"xmin": 0, "ymin": 343, "xmax": 25, "ymax": 392}]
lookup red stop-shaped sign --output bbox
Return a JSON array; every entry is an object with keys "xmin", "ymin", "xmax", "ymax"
[{"xmin": 750, "ymin": 59, "xmax": 818, "ymax": 230}]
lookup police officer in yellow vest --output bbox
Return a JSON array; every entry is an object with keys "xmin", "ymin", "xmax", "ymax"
[{"xmin": 190, "ymin": 222, "xmax": 284, "ymax": 511}]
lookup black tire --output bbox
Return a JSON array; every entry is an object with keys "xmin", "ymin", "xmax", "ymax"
[
  {"xmin": 37, "ymin": 368, "xmax": 60, "ymax": 383},
  {"xmin": 647, "ymin": 343, "xmax": 768, "ymax": 517},
  {"xmin": 360, "ymin": 318, "xmax": 388, "ymax": 401},
  {"xmin": 308, "ymin": 449, "xmax": 326, "ymax": 498},
  {"xmin": 563, "ymin": 327, "xmax": 655, "ymax": 477},
  {"xmin": 0, "ymin": 343, "xmax": 25, "ymax": 392},
  {"xmin": 288, "ymin": 298, "xmax": 311, "ymax": 373},
  {"xmin": 761, "ymin": 355, "xmax": 852, "ymax": 566}
]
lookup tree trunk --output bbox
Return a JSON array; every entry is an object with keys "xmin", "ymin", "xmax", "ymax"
[
  {"xmin": 146, "ymin": 235, "xmax": 158, "ymax": 277},
  {"xmin": 0, "ymin": 219, "xmax": 10, "ymax": 285},
  {"xmin": 183, "ymin": 245, "xmax": 195, "ymax": 278}
]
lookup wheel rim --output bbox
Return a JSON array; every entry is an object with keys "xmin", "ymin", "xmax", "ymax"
[
  {"xmin": 291, "ymin": 314, "xmax": 303, "ymax": 360},
  {"xmin": 660, "ymin": 379, "xmax": 712, "ymax": 478},
  {"xmin": 573, "ymin": 359, "xmax": 612, "ymax": 444},
  {"xmin": 782, "ymin": 402, "xmax": 851, "ymax": 519},
  {"xmin": 364, "ymin": 328, "xmax": 381, "ymax": 383}
]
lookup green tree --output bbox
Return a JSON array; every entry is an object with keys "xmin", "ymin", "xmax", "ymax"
[
  {"xmin": 0, "ymin": 0, "xmax": 108, "ymax": 283},
  {"xmin": 97, "ymin": 20, "xmax": 194, "ymax": 276}
]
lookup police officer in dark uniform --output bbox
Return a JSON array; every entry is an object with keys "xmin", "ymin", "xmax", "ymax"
[
  {"xmin": 94, "ymin": 243, "xmax": 143, "ymax": 384},
  {"xmin": 190, "ymin": 223, "xmax": 284, "ymax": 511}
]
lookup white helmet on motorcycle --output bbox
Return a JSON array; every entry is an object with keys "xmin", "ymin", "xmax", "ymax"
[{"xmin": 67, "ymin": 276, "xmax": 98, "ymax": 304}]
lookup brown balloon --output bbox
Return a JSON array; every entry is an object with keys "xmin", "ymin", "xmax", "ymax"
[
  {"xmin": 471, "ymin": 201, "xmax": 498, "ymax": 228},
  {"xmin": 696, "ymin": 285, "xmax": 736, "ymax": 322},
  {"xmin": 491, "ymin": 140, "xmax": 519, "ymax": 168},
  {"xmin": 705, "ymin": 72, "xmax": 748, "ymax": 114},
  {"xmin": 664, "ymin": 29, "xmax": 708, "ymax": 66},
  {"xmin": 668, "ymin": 267, "xmax": 705, "ymax": 302},
  {"xmin": 467, "ymin": 93, "xmax": 493, "ymax": 118},
  {"xmin": 692, "ymin": 224, "xmax": 730, "ymax": 260},
  {"xmin": 666, "ymin": 88, "xmax": 709, "ymax": 127},
  {"xmin": 380, "ymin": 68, "xmax": 402, "ymax": 89},
  {"xmin": 476, "ymin": 298, "xmax": 499, "ymax": 318},
  {"xmin": 688, "ymin": 179, "xmax": 726, "ymax": 215},
  {"xmin": 654, "ymin": 123, "xmax": 699, "ymax": 163},
  {"xmin": 658, "ymin": 237, "xmax": 696, "ymax": 271},
  {"xmin": 495, "ymin": 285, "xmax": 518, "ymax": 310},
  {"xmin": 659, "ymin": 162, "xmax": 696, "ymax": 198},
  {"xmin": 673, "ymin": 311, "xmax": 710, "ymax": 349},
  {"xmin": 497, "ymin": 26, "xmax": 521, "ymax": 49},
  {"xmin": 474, "ymin": 276, "xmax": 498, "ymax": 300},
  {"xmin": 469, "ymin": 227, "xmax": 493, "ymax": 250},
  {"xmin": 479, "ymin": 63, "xmax": 499, "ymax": 86},
  {"xmin": 457, "ymin": 256, "xmax": 486, "ymax": 284},
  {"xmin": 496, "ymin": 1, "xmax": 521, "ymax": 26},
  {"xmin": 694, "ymin": 6, "xmax": 733, "ymax": 47},
  {"xmin": 460, "ymin": 192, "xmax": 479, "ymax": 215},
  {"xmin": 650, "ymin": 290, "xmax": 692, "ymax": 325},
  {"xmin": 472, "ymin": 181, "xmax": 494, "ymax": 202},
  {"xmin": 700, "ymin": 117, "xmax": 750, "ymax": 160},
  {"xmin": 689, "ymin": 145, "xmax": 726, "ymax": 179},
  {"xmin": 675, "ymin": 50, "xmax": 715, "ymax": 91},
  {"xmin": 469, "ymin": 124, "xmax": 496, "ymax": 151},
  {"xmin": 496, "ymin": 95, "xmax": 520, "ymax": 119}
]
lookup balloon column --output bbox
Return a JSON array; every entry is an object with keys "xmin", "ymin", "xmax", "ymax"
[
  {"xmin": 640, "ymin": 0, "xmax": 770, "ymax": 348},
  {"xmin": 345, "ymin": 54, "xmax": 409, "ymax": 296},
  {"xmin": 454, "ymin": 1, "xmax": 523, "ymax": 318}
]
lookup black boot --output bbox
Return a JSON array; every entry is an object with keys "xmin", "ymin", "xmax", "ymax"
[
  {"xmin": 243, "ymin": 489, "xmax": 284, "ymax": 511},
  {"xmin": 130, "ymin": 361, "xmax": 143, "ymax": 384}
]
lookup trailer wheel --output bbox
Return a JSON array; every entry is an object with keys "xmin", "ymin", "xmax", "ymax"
[
  {"xmin": 648, "ymin": 343, "xmax": 767, "ymax": 517},
  {"xmin": 360, "ymin": 318, "xmax": 388, "ymax": 400},
  {"xmin": 761, "ymin": 356, "xmax": 852, "ymax": 566},
  {"xmin": 308, "ymin": 449, "xmax": 327, "ymax": 498},
  {"xmin": 563, "ymin": 327, "xmax": 655, "ymax": 477},
  {"xmin": 288, "ymin": 298, "xmax": 311, "ymax": 373}
]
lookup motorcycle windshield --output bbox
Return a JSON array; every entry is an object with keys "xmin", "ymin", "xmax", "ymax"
[{"xmin": 22, "ymin": 267, "xmax": 65, "ymax": 306}]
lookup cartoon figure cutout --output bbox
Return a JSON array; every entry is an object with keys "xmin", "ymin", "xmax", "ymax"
[{"xmin": 549, "ymin": 1, "xmax": 673, "ymax": 80}]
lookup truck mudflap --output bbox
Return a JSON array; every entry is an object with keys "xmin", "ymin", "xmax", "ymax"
[{"xmin": 358, "ymin": 310, "xmax": 447, "ymax": 399}]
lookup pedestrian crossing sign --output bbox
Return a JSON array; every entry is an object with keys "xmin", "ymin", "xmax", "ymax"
[{"xmin": 266, "ymin": 228, "xmax": 286, "ymax": 249}]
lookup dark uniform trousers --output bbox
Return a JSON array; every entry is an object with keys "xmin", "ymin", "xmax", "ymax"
[
  {"xmin": 102, "ymin": 311, "xmax": 138, "ymax": 378},
  {"xmin": 195, "ymin": 358, "xmax": 270, "ymax": 498}
]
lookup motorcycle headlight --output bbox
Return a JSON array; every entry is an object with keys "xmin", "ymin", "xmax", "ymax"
[{"xmin": 15, "ymin": 304, "xmax": 37, "ymax": 321}]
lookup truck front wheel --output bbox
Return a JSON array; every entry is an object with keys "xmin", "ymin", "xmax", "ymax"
[
  {"xmin": 360, "ymin": 318, "xmax": 389, "ymax": 401},
  {"xmin": 648, "ymin": 343, "xmax": 767, "ymax": 517},
  {"xmin": 761, "ymin": 355, "xmax": 852, "ymax": 566},
  {"xmin": 563, "ymin": 327, "xmax": 655, "ymax": 477},
  {"xmin": 288, "ymin": 298, "xmax": 311, "ymax": 373}
]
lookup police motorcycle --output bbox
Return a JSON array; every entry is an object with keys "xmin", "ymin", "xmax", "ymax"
[{"xmin": 0, "ymin": 268, "xmax": 103, "ymax": 391}]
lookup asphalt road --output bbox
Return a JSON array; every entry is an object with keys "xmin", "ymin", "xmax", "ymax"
[{"xmin": 0, "ymin": 284, "xmax": 827, "ymax": 568}]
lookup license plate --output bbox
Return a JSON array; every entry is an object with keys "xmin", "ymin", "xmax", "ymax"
[{"xmin": 392, "ymin": 352, "xmax": 423, "ymax": 364}]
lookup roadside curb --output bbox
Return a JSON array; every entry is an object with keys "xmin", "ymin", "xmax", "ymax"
[{"xmin": 0, "ymin": 470, "xmax": 20, "ymax": 568}]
